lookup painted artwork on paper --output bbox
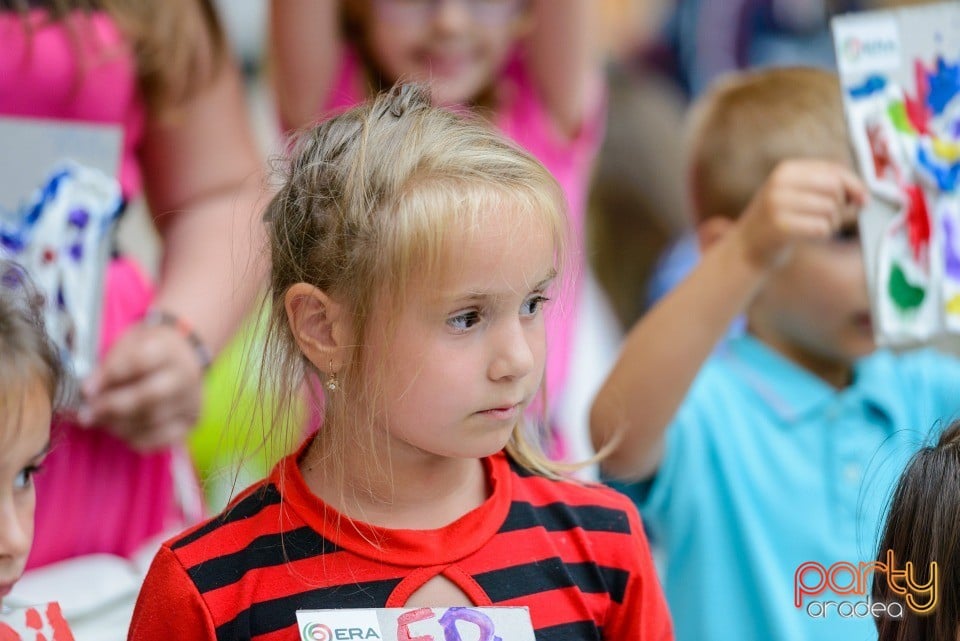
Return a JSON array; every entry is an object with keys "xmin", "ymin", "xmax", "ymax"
[
  {"xmin": 833, "ymin": 2, "xmax": 960, "ymax": 345},
  {"xmin": 0, "ymin": 163, "xmax": 121, "ymax": 384},
  {"xmin": 0, "ymin": 118, "xmax": 121, "ymax": 390},
  {"xmin": 0, "ymin": 603, "xmax": 75, "ymax": 641},
  {"xmin": 296, "ymin": 606, "xmax": 536, "ymax": 641}
]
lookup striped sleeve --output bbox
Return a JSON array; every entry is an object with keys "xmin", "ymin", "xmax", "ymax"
[
  {"xmin": 128, "ymin": 545, "xmax": 217, "ymax": 641},
  {"xmin": 601, "ymin": 493, "xmax": 673, "ymax": 640}
]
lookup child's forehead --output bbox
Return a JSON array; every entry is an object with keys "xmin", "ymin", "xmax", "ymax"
[
  {"xmin": 0, "ymin": 380, "xmax": 51, "ymax": 461},
  {"xmin": 422, "ymin": 219, "xmax": 557, "ymax": 296}
]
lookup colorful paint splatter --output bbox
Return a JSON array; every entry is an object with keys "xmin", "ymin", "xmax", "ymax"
[{"xmin": 836, "ymin": 2, "xmax": 960, "ymax": 344}]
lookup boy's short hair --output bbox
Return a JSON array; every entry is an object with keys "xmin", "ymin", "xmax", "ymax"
[{"xmin": 686, "ymin": 66, "xmax": 855, "ymax": 222}]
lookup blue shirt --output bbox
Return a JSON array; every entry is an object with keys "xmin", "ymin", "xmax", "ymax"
[{"xmin": 613, "ymin": 335, "xmax": 960, "ymax": 641}]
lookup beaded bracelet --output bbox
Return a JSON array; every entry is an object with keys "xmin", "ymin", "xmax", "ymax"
[{"xmin": 142, "ymin": 309, "xmax": 213, "ymax": 372}]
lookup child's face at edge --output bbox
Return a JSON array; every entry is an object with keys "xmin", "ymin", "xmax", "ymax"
[
  {"xmin": 357, "ymin": 0, "xmax": 528, "ymax": 107},
  {"xmin": 360, "ymin": 204, "xmax": 556, "ymax": 463},
  {"xmin": 0, "ymin": 381, "xmax": 51, "ymax": 606},
  {"xmin": 748, "ymin": 230, "xmax": 875, "ymax": 386}
]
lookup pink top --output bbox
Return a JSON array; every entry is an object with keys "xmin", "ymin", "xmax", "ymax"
[
  {"xmin": 0, "ymin": 10, "xmax": 199, "ymax": 568},
  {"xmin": 0, "ymin": 10, "xmax": 146, "ymax": 198},
  {"xmin": 322, "ymin": 48, "xmax": 604, "ymax": 459}
]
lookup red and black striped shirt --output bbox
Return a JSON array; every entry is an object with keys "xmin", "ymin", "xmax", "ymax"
[{"xmin": 128, "ymin": 443, "xmax": 672, "ymax": 641}]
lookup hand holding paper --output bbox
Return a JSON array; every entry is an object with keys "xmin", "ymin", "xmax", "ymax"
[
  {"xmin": 734, "ymin": 159, "xmax": 867, "ymax": 272},
  {"xmin": 79, "ymin": 321, "xmax": 204, "ymax": 452}
]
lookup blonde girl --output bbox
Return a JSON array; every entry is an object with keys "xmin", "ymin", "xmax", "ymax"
[{"xmin": 128, "ymin": 85, "xmax": 671, "ymax": 641}]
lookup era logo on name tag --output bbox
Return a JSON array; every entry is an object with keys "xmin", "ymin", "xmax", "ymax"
[{"xmin": 296, "ymin": 607, "xmax": 536, "ymax": 641}]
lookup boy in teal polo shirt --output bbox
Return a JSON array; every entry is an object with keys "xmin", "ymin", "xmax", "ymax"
[{"xmin": 591, "ymin": 67, "xmax": 960, "ymax": 641}]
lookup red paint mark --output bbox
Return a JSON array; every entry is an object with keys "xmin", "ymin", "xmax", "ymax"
[
  {"xmin": 41, "ymin": 248, "xmax": 55, "ymax": 264},
  {"xmin": 867, "ymin": 122, "xmax": 898, "ymax": 182},
  {"xmin": 0, "ymin": 622, "xmax": 21, "ymax": 641},
  {"xmin": 397, "ymin": 608, "xmax": 437, "ymax": 641},
  {"xmin": 904, "ymin": 183, "xmax": 931, "ymax": 262},
  {"xmin": 23, "ymin": 608, "xmax": 46, "ymax": 641},
  {"xmin": 23, "ymin": 610, "xmax": 40, "ymax": 631},
  {"xmin": 44, "ymin": 604, "xmax": 73, "ymax": 641},
  {"xmin": 905, "ymin": 60, "xmax": 932, "ymax": 135}
]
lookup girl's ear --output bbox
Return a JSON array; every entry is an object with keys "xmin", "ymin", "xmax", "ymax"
[{"xmin": 284, "ymin": 283, "xmax": 351, "ymax": 374}]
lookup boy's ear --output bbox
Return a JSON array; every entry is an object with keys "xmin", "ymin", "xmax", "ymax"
[
  {"xmin": 284, "ymin": 283, "xmax": 351, "ymax": 373},
  {"xmin": 696, "ymin": 216, "xmax": 734, "ymax": 252}
]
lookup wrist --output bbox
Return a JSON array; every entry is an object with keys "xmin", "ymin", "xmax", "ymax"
[
  {"xmin": 718, "ymin": 230, "xmax": 771, "ymax": 296},
  {"xmin": 142, "ymin": 308, "xmax": 213, "ymax": 372}
]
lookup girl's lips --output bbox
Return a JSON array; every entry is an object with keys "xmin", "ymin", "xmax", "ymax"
[
  {"xmin": 478, "ymin": 404, "xmax": 520, "ymax": 420},
  {"xmin": 420, "ymin": 50, "xmax": 474, "ymax": 76}
]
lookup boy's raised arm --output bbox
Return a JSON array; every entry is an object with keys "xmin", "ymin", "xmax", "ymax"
[
  {"xmin": 591, "ymin": 160, "xmax": 867, "ymax": 481},
  {"xmin": 590, "ymin": 224, "xmax": 765, "ymax": 481}
]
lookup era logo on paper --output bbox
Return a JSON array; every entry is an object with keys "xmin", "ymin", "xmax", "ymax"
[{"xmin": 301, "ymin": 623, "xmax": 381, "ymax": 641}]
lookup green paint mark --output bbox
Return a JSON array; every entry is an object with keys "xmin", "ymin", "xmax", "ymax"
[
  {"xmin": 888, "ymin": 262, "xmax": 926, "ymax": 311},
  {"xmin": 888, "ymin": 102, "xmax": 917, "ymax": 135}
]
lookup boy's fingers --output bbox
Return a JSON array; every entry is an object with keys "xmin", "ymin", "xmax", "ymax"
[
  {"xmin": 837, "ymin": 167, "xmax": 868, "ymax": 207},
  {"xmin": 787, "ymin": 160, "xmax": 868, "ymax": 206},
  {"xmin": 782, "ymin": 210, "xmax": 836, "ymax": 240},
  {"xmin": 785, "ymin": 192, "xmax": 843, "ymax": 220}
]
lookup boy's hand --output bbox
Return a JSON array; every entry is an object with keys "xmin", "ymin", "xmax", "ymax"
[{"xmin": 735, "ymin": 159, "xmax": 867, "ymax": 271}]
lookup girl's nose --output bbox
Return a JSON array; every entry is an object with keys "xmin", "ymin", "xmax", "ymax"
[
  {"xmin": 0, "ymin": 497, "xmax": 31, "ymax": 564},
  {"xmin": 488, "ymin": 320, "xmax": 536, "ymax": 382},
  {"xmin": 432, "ymin": 0, "xmax": 472, "ymax": 34}
]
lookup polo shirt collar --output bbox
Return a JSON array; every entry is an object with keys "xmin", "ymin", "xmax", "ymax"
[{"xmin": 720, "ymin": 334, "xmax": 896, "ymax": 426}]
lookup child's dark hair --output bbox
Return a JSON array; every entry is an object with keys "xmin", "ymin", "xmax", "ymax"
[
  {"xmin": 874, "ymin": 419, "xmax": 960, "ymax": 641},
  {"xmin": 0, "ymin": 261, "xmax": 64, "ymax": 407}
]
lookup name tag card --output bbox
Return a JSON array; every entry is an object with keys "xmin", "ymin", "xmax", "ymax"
[
  {"xmin": 832, "ymin": 2, "xmax": 960, "ymax": 346},
  {"xmin": 296, "ymin": 607, "xmax": 536, "ymax": 641},
  {"xmin": 0, "ymin": 602, "xmax": 75, "ymax": 641}
]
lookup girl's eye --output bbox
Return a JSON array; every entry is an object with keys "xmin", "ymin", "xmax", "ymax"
[
  {"xmin": 521, "ymin": 295, "xmax": 549, "ymax": 317},
  {"xmin": 14, "ymin": 465, "xmax": 41, "ymax": 491},
  {"xmin": 448, "ymin": 310, "xmax": 482, "ymax": 332}
]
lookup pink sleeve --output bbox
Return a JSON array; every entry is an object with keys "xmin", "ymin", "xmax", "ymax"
[
  {"xmin": 495, "ymin": 50, "xmax": 605, "ymax": 234},
  {"xmin": 128, "ymin": 546, "xmax": 217, "ymax": 641}
]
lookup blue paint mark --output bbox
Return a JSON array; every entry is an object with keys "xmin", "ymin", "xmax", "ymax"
[
  {"xmin": 0, "ymin": 232, "xmax": 24, "ymax": 252},
  {"xmin": 68, "ymin": 208, "xmax": 90, "ymax": 229},
  {"xmin": 69, "ymin": 242, "xmax": 84, "ymax": 262},
  {"xmin": 944, "ymin": 216, "xmax": 960, "ymax": 280},
  {"xmin": 849, "ymin": 75, "xmax": 887, "ymax": 99},
  {"xmin": 926, "ymin": 57, "xmax": 960, "ymax": 115},
  {"xmin": 918, "ymin": 144, "xmax": 960, "ymax": 191}
]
